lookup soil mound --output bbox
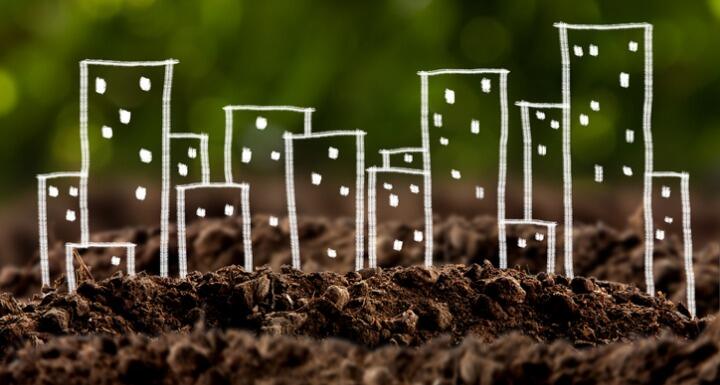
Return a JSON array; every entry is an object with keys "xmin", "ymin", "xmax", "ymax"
[{"xmin": 0, "ymin": 263, "xmax": 703, "ymax": 359}]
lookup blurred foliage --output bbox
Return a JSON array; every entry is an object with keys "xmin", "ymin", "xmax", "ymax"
[{"xmin": 1, "ymin": 0, "xmax": 720, "ymax": 200}]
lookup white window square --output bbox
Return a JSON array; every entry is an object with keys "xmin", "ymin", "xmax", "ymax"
[
  {"xmin": 661, "ymin": 186, "xmax": 671, "ymax": 198},
  {"xmin": 444, "ymin": 88, "xmax": 455, "ymax": 104},
  {"xmin": 409, "ymin": 184, "xmax": 420, "ymax": 194},
  {"xmin": 537, "ymin": 144, "xmax": 547, "ymax": 156},
  {"xmin": 664, "ymin": 216, "xmax": 674, "ymax": 224},
  {"xmin": 413, "ymin": 230, "xmax": 424, "ymax": 242},
  {"xmin": 433, "ymin": 113, "xmax": 443, "ymax": 127},
  {"xmin": 550, "ymin": 120, "xmax": 560, "ymax": 129},
  {"xmin": 241, "ymin": 147, "xmax": 252, "ymax": 164},
  {"xmin": 625, "ymin": 129, "xmax": 635, "ymax": 143},
  {"xmin": 439, "ymin": 137, "xmax": 449, "ymax": 146},
  {"xmin": 573, "ymin": 45, "xmax": 583, "ymax": 57},
  {"xmin": 339, "ymin": 186, "xmax": 350, "ymax": 196},
  {"xmin": 655, "ymin": 229, "xmax": 665, "ymax": 241},
  {"xmin": 383, "ymin": 183, "xmax": 393, "ymax": 191},
  {"xmin": 404, "ymin": 154, "xmax": 413, "ymax": 163},
  {"xmin": 135, "ymin": 186, "xmax": 147, "ymax": 201},
  {"xmin": 139, "ymin": 76, "xmax": 151, "ymax": 91},
  {"xmin": 48, "ymin": 185, "xmax": 59, "ymax": 197},
  {"xmin": 471, "ymin": 119, "xmax": 480, "ymax": 134},
  {"xmin": 101, "ymin": 125, "xmax": 113, "ymax": 139},
  {"xmin": 622, "ymin": 166, "xmax": 633, "ymax": 176},
  {"xmin": 270, "ymin": 151, "xmax": 281, "ymax": 161},
  {"xmin": 620, "ymin": 72, "xmax": 630, "ymax": 88},
  {"xmin": 196, "ymin": 207, "xmax": 206, "ymax": 218},
  {"xmin": 327, "ymin": 248, "xmax": 337, "ymax": 258},
  {"xmin": 481, "ymin": 78, "xmax": 491, "ymax": 93},
  {"xmin": 328, "ymin": 147, "xmax": 339, "ymax": 159},
  {"xmin": 517, "ymin": 238, "xmax": 527, "ymax": 248},
  {"xmin": 451, "ymin": 169, "xmax": 461, "ymax": 180},
  {"xmin": 589, "ymin": 44, "xmax": 598, "ymax": 56},
  {"xmin": 224, "ymin": 204, "xmax": 234, "ymax": 216},
  {"xmin": 594, "ymin": 165, "xmax": 604, "ymax": 183},
  {"xmin": 95, "ymin": 77, "xmax": 106, "ymax": 94},
  {"xmin": 255, "ymin": 116, "xmax": 267, "ymax": 130},
  {"xmin": 188, "ymin": 147, "xmax": 197, "ymax": 159},
  {"xmin": 65, "ymin": 209, "xmax": 76, "ymax": 222},
  {"xmin": 139, "ymin": 148, "xmax": 152, "ymax": 163},
  {"xmin": 311, "ymin": 173, "xmax": 322, "ymax": 185},
  {"xmin": 579, "ymin": 114, "xmax": 589, "ymax": 126},
  {"xmin": 475, "ymin": 186, "xmax": 485, "ymax": 199},
  {"xmin": 177, "ymin": 162, "xmax": 188, "ymax": 176},
  {"xmin": 389, "ymin": 194, "xmax": 399, "ymax": 207},
  {"xmin": 590, "ymin": 100, "xmax": 600, "ymax": 111},
  {"xmin": 535, "ymin": 233, "xmax": 545, "ymax": 241},
  {"xmin": 269, "ymin": 216, "xmax": 279, "ymax": 227},
  {"xmin": 535, "ymin": 111, "xmax": 546, "ymax": 120},
  {"xmin": 628, "ymin": 41, "xmax": 638, "ymax": 52},
  {"xmin": 111, "ymin": 256, "xmax": 121, "ymax": 266},
  {"xmin": 119, "ymin": 109, "xmax": 132, "ymax": 124},
  {"xmin": 69, "ymin": 186, "xmax": 78, "ymax": 197},
  {"xmin": 393, "ymin": 239, "xmax": 403, "ymax": 251}
]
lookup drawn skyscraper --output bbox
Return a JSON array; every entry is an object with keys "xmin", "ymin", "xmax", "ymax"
[
  {"xmin": 79, "ymin": 60, "xmax": 177, "ymax": 277},
  {"xmin": 419, "ymin": 69, "xmax": 509, "ymax": 266},
  {"xmin": 557, "ymin": 23, "xmax": 654, "ymax": 278}
]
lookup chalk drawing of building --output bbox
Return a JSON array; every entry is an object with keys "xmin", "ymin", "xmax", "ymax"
[
  {"xmin": 79, "ymin": 59, "xmax": 178, "ymax": 277},
  {"xmin": 37, "ymin": 172, "xmax": 85, "ymax": 287},
  {"xmin": 367, "ymin": 166, "xmax": 427, "ymax": 268},
  {"xmin": 647, "ymin": 171, "xmax": 696, "ymax": 318},
  {"xmin": 284, "ymin": 130, "xmax": 365, "ymax": 271},
  {"xmin": 65, "ymin": 242, "xmax": 136, "ymax": 292},
  {"xmin": 514, "ymin": 101, "xmax": 568, "ymax": 274},
  {"xmin": 419, "ymin": 69, "xmax": 509, "ymax": 267},
  {"xmin": 556, "ymin": 23, "xmax": 654, "ymax": 279},
  {"xmin": 176, "ymin": 182, "xmax": 252, "ymax": 278}
]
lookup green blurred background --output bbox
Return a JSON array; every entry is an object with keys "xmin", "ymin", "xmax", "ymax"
[{"xmin": 1, "ymin": 0, "xmax": 720, "ymax": 201}]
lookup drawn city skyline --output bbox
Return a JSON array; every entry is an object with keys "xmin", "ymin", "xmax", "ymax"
[{"xmin": 36, "ymin": 22, "xmax": 697, "ymax": 318}]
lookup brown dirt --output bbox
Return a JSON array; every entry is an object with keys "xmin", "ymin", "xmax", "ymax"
[
  {"xmin": 0, "ymin": 263, "xmax": 705, "ymax": 357},
  {"xmin": 2, "ymin": 214, "xmax": 717, "ymax": 317},
  {"xmin": 0, "ymin": 314, "xmax": 718, "ymax": 385}
]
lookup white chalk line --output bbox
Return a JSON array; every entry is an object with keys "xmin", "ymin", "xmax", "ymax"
[
  {"xmin": 419, "ymin": 73, "xmax": 433, "ymax": 268},
  {"xmin": 558, "ymin": 25, "xmax": 574, "ymax": 279}
]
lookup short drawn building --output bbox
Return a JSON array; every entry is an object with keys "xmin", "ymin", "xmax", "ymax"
[
  {"xmin": 284, "ymin": 130, "xmax": 365, "ymax": 271},
  {"xmin": 223, "ymin": 106, "xmax": 313, "ymax": 265},
  {"xmin": 648, "ymin": 171, "xmax": 696, "ymax": 318},
  {"xmin": 378, "ymin": 147, "xmax": 424, "ymax": 170},
  {"xmin": 176, "ymin": 182, "xmax": 252, "ymax": 278},
  {"xmin": 37, "ymin": 172, "xmax": 85, "ymax": 287},
  {"xmin": 515, "ymin": 101, "xmax": 568, "ymax": 274},
  {"xmin": 65, "ymin": 241, "xmax": 136, "ymax": 292},
  {"xmin": 500, "ymin": 219, "xmax": 557, "ymax": 274},
  {"xmin": 367, "ymin": 166, "xmax": 428, "ymax": 268}
]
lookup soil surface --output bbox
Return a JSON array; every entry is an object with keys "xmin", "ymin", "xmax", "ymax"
[
  {"xmin": 1, "ymin": 318, "xmax": 718, "ymax": 385},
  {"xmin": 3, "ymin": 215, "xmax": 717, "ymax": 316},
  {"xmin": 0, "ymin": 215, "xmax": 717, "ymax": 384}
]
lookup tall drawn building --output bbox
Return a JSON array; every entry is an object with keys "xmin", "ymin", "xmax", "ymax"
[
  {"xmin": 556, "ymin": 23, "xmax": 654, "ymax": 277},
  {"xmin": 80, "ymin": 60, "xmax": 177, "ymax": 276},
  {"xmin": 419, "ymin": 69, "xmax": 509, "ymax": 265}
]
